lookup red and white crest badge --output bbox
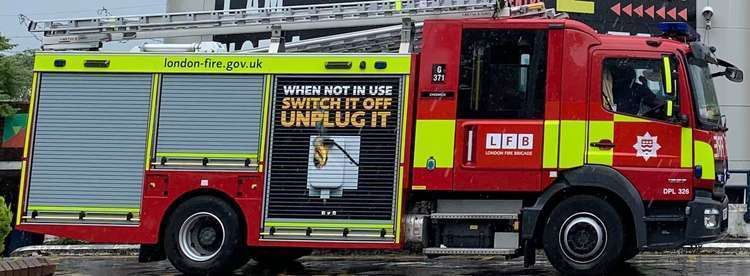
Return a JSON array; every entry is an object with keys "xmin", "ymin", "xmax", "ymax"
[{"xmin": 633, "ymin": 132, "xmax": 661, "ymax": 161}]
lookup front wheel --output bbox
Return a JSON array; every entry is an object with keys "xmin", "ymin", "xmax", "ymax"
[
  {"xmin": 164, "ymin": 196, "xmax": 250, "ymax": 275},
  {"xmin": 543, "ymin": 195, "xmax": 624, "ymax": 276}
]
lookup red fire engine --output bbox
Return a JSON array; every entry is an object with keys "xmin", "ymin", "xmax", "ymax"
[{"xmin": 16, "ymin": 2, "xmax": 742, "ymax": 275}]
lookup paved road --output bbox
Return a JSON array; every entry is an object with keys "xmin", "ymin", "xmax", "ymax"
[{"xmin": 52, "ymin": 254, "xmax": 750, "ymax": 275}]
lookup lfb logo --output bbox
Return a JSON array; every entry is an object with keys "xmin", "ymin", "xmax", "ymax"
[
  {"xmin": 486, "ymin": 134, "xmax": 534, "ymax": 150},
  {"xmin": 633, "ymin": 132, "xmax": 661, "ymax": 161}
]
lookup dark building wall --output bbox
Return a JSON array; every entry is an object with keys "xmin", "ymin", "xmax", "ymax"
[{"xmin": 209, "ymin": 0, "xmax": 696, "ymax": 48}]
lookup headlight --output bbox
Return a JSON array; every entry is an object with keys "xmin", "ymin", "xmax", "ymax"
[{"xmin": 704, "ymin": 208, "xmax": 720, "ymax": 229}]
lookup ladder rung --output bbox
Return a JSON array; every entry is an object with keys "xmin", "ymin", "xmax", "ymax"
[{"xmin": 30, "ymin": 0, "xmax": 501, "ymax": 50}]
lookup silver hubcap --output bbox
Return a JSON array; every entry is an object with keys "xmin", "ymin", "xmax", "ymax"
[
  {"xmin": 559, "ymin": 212, "xmax": 607, "ymax": 264},
  {"xmin": 178, "ymin": 212, "xmax": 225, "ymax": 262}
]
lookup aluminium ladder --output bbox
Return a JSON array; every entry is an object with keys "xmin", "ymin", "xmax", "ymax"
[{"xmin": 28, "ymin": 0, "xmax": 558, "ymax": 52}]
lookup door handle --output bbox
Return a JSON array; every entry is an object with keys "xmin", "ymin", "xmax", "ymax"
[
  {"xmin": 466, "ymin": 128, "xmax": 474, "ymax": 162},
  {"xmin": 590, "ymin": 139, "xmax": 615, "ymax": 150}
]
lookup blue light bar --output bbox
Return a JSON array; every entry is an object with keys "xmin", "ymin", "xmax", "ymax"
[
  {"xmin": 658, "ymin": 22, "xmax": 700, "ymax": 42},
  {"xmin": 658, "ymin": 22, "xmax": 690, "ymax": 34}
]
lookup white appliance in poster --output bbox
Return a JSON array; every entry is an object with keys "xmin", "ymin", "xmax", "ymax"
[{"xmin": 306, "ymin": 135, "xmax": 361, "ymax": 199}]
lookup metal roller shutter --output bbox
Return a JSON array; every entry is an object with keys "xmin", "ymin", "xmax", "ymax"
[
  {"xmin": 28, "ymin": 73, "xmax": 152, "ymax": 210},
  {"xmin": 156, "ymin": 75, "xmax": 265, "ymax": 161},
  {"xmin": 264, "ymin": 76, "xmax": 404, "ymax": 226}
]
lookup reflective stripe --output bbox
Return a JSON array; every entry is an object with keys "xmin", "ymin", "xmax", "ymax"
[
  {"xmin": 145, "ymin": 74, "xmax": 160, "ymax": 170},
  {"xmin": 663, "ymin": 56, "xmax": 673, "ymax": 94},
  {"xmin": 681, "ymin": 128, "xmax": 693, "ymax": 168},
  {"xmin": 587, "ymin": 121, "xmax": 614, "ymax": 166},
  {"xmin": 543, "ymin": 120, "xmax": 560, "ymax": 169},
  {"xmin": 17, "ymin": 73, "xmax": 39, "ymax": 225},
  {"xmin": 35, "ymin": 54, "xmax": 412, "ymax": 74},
  {"xmin": 413, "ymin": 120, "xmax": 455, "ymax": 169},
  {"xmin": 614, "ymin": 114, "xmax": 649, "ymax": 123},
  {"xmin": 694, "ymin": 141, "xmax": 715, "ymax": 180},
  {"xmin": 559, "ymin": 120, "xmax": 586, "ymax": 168},
  {"xmin": 395, "ymin": 166, "xmax": 404, "ymax": 243}
]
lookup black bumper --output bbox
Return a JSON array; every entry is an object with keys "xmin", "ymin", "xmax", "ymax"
[{"xmin": 685, "ymin": 193, "xmax": 729, "ymax": 244}]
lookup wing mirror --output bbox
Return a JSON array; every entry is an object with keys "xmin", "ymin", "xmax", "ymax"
[{"xmin": 725, "ymin": 67, "xmax": 744, "ymax": 83}]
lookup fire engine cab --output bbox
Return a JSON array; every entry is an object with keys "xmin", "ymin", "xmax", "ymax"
[{"xmin": 15, "ymin": 2, "xmax": 743, "ymax": 275}]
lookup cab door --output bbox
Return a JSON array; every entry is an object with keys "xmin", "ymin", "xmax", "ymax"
[
  {"xmin": 588, "ymin": 51, "xmax": 693, "ymax": 201},
  {"xmin": 452, "ymin": 28, "xmax": 550, "ymax": 192}
]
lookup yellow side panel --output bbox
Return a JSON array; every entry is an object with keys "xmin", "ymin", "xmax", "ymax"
[
  {"xmin": 559, "ymin": 120, "xmax": 586, "ymax": 169},
  {"xmin": 413, "ymin": 120, "xmax": 455, "ymax": 169},
  {"xmin": 695, "ymin": 141, "xmax": 715, "ymax": 180},
  {"xmin": 587, "ymin": 121, "xmax": 614, "ymax": 166},
  {"xmin": 16, "ymin": 73, "xmax": 39, "ymax": 225},
  {"xmin": 34, "ymin": 54, "xmax": 412, "ymax": 75},
  {"xmin": 681, "ymin": 128, "xmax": 693, "ymax": 168},
  {"xmin": 144, "ymin": 74, "xmax": 160, "ymax": 170},
  {"xmin": 543, "ymin": 120, "xmax": 560, "ymax": 169},
  {"xmin": 614, "ymin": 114, "xmax": 649, "ymax": 123}
]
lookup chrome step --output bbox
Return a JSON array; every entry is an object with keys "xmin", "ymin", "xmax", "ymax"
[
  {"xmin": 423, "ymin": 247, "xmax": 517, "ymax": 255},
  {"xmin": 429, "ymin": 213, "xmax": 518, "ymax": 220}
]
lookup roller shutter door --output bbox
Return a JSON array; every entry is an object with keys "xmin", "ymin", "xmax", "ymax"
[
  {"xmin": 28, "ymin": 73, "xmax": 152, "ymax": 210},
  {"xmin": 156, "ymin": 75, "xmax": 264, "ymax": 161}
]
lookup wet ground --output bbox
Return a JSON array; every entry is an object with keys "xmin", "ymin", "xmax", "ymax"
[{"xmin": 52, "ymin": 253, "xmax": 750, "ymax": 275}]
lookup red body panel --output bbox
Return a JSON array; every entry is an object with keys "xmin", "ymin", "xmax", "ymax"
[{"xmin": 453, "ymin": 120, "xmax": 543, "ymax": 191}]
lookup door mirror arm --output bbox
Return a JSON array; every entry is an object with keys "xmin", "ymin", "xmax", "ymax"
[{"xmin": 671, "ymin": 113, "xmax": 689, "ymax": 127}]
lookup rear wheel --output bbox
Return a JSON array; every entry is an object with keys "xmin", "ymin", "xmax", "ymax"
[
  {"xmin": 543, "ymin": 195, "xmax": 623, "ymax": 276},
  {"xmin": 164, "ymin": 196, "xmax": 250, "ymax": 275}
]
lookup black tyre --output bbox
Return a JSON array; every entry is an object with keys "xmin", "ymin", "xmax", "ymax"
[
  {"xmin": 164, "ymin": 196, "xmax": 250, "ymax": 275},
  {"xmin": 251, "ymin": 248, "xmax": 312, "ymax": 266},
  {"xmin": 543, "ymin": 195, "xmax": 624, "ymax": 276}
]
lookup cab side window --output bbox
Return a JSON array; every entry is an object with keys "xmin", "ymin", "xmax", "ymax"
[
  {"xmin": 602, "ymin": 58, "xmax": 677, "ymax": 121},
  {"xmin": 457, "ymin": 29, "xmax": 548, "ymax": 119}
]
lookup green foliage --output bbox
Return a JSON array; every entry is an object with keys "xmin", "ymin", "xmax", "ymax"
[
  {"xmin": 0, "ymin": 197, "xmax": 12, "ymax": 253},
  {"xmin": 0, "ymin": 35, "xmax": 35, "ymax": 116}
]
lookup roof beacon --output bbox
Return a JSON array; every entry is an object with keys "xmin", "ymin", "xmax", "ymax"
[{"xmin": 658, "ymin": 22, "xmax": 700, "ymax": 43}]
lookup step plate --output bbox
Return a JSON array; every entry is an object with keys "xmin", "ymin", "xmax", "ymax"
[{"xmin": 423, "ymin": 248, "xmax": 517, "ymax": 255}]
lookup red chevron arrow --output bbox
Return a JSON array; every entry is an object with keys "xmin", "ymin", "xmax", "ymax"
[
  {"xmin": 611, "ymin": 2, "xmax": 621, "ymax": 16},
  {"xmin": 645, "ymin": 6, "xmax": 655, "ymax": 18},
  {"xmin": 678, "ymin": 8, "xmax": 688, "ymax": 21},
  {"xmin": 623, "ymin": 4, "xmax": 632, "ymax": 16},
  {"xmin": 634, "ymin": 5, "xmax": 643, "ymax": 17},
  {"xmin": 667, "ymin": 7, "xmax": 677, "ymax": 20},
  {"xmin": 656, "ymin": 6, "xmax": 666, "ymax": 19}
]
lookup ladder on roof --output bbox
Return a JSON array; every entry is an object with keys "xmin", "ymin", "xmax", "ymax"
[{"xmin": 28, "ymin": 0, "xmax": 558, "ymax": 52}]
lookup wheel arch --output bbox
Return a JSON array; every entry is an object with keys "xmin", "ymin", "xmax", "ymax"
[
  {"xmin": 140, "ymin": 188, "xmax": 248, "ymax": 263},
  {"xmin": 522, "ymin": 165, "xmax": 646, "ymax": 250}
]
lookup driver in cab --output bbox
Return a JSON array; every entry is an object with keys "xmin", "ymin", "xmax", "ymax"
[{"xmin": 605, "ymin": 64, "xmax": 665, "ymax": 117}]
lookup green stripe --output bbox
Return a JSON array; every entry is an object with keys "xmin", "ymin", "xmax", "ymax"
[
  {"xmin": 543, "ymin": 120, "xmax": 560, "ymax": 169},
  {"xmin": 559, "ymin": 120, "xmax": 586, "ymax": 168},
  {"xmin": 29, "ymin": 206, "xmax": 140, "ymax": 214},
  {"xmin": 413, "ymin": 120, "xmax": 455, "ymax": 169},
  {"xmin": 265, "ymin": 221, "xmax": 392, "ymax": 229},
  {"xmin": 614, "ymin": 114, "xmax": 649, "ymax": 122},
  {"xmin": 664, "ymin": 56, "xmax": 673, "ymax": 94},
  {"xmin": 156, "ymin": 152, "xmax": 258, "ymax": 159},
  {"xmin": 587, "ymin": 121, "xmax": 614, "ymax": 166},
  {"xmin": 681, "ymin": 128, "xmax": 693, "ymax": 168},
  {"xmin": 145, "ymin": 74, "xmax": 160, "ymax": 170},
  {"xmin": 694, "ymin": 141, "xmax": 715, "ymax": 180}
]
